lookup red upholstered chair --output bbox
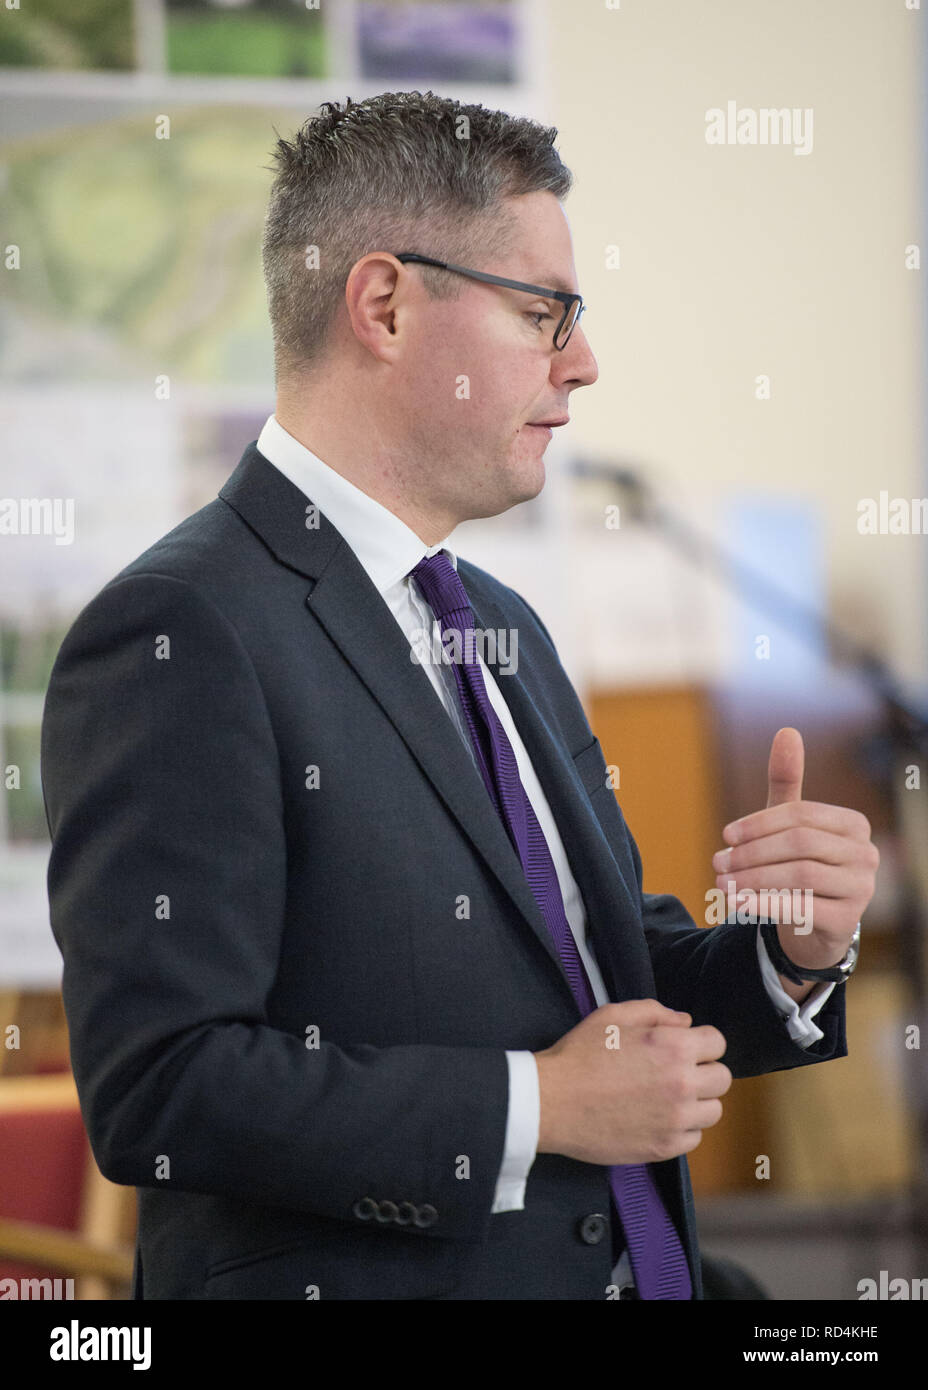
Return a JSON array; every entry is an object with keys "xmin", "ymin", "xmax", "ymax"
[{"xmin": 0, "ymin": 1073, "xmax": 135, "ymax": 1299}]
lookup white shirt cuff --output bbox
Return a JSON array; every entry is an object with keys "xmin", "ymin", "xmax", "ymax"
[
  {"xmin": 756, "ymin": 924, "xmax": 837, "ymax": 1047},
  {"xmin": 492, "ymin": 1051, "xmax": 540, "ymax": 1212}
]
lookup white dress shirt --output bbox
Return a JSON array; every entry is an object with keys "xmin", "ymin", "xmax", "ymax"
[{"xmin": 254, "ymin": 412, "xmax": 836, "ymax": 1291}]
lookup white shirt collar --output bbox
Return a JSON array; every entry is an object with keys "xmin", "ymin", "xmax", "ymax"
[{"xmin": 255, "ymin": 413, "xmax": 456, "ymax": 593}]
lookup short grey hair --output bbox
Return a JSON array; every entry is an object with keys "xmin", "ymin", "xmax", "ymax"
[{"xmin": 261, "ymin": 90, "xmax": 573, "ymax": 385}]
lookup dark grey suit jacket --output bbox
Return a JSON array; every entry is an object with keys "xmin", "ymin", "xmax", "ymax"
[{"xmin": 40, "ymin": 441, "xmax": 847, "ymax": 1299}]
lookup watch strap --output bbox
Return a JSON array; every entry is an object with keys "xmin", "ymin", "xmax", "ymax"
[{"xmin": 760, "ymin": 919, "xmax": 858, "ymax": 984}]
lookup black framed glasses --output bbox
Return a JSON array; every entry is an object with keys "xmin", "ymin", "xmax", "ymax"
[{"xmin": 394, "ymin": 252, "xmax": 586, "ymax": 350}]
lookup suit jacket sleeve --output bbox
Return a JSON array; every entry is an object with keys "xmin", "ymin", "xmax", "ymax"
[{"xmin": 40, "ymin": 572, "xmax": 510, "ymax": 1241}]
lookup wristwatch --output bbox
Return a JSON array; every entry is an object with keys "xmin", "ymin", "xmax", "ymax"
[{"xmin": 760, "ymin": 919, "xmax": 861, "ymax": 985}]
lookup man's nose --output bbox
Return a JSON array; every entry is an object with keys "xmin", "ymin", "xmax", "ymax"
[{"xmin": 554, "ymin": 324, "xmax": 598, "ymax": 388}]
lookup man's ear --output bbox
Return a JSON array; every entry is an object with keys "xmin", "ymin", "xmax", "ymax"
[{"xmin": 343, "ymin": 252, "xmax": 407, "ymax": 362}]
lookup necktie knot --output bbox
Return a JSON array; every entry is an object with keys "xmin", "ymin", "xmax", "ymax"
[{"xmin": 408, "ymin": 552, "xmax": 472, "ymax": 627}]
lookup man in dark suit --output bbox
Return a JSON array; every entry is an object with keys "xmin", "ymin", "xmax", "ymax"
[{"xmin": 40, "ymin": 92, "xmax": 877, "ymax": 1300}]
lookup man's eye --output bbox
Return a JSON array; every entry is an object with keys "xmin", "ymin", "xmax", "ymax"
[{"xmin": 528, "ymin": 311, "xmax": 552, "ymax": 329}]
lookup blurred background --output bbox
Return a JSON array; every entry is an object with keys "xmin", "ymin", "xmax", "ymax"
[{"xmin": 0, "ymin": 0, "xmax": 925, "ymax": 1301}]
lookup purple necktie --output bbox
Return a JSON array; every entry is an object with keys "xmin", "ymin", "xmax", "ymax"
[{"xmin": 409, "ymin": 552, "xmax": 692, "ymax": 1300}]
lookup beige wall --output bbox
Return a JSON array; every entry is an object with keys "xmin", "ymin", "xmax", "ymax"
[{"xmin": 543, "ymin": 0, "xmax": 924, "ymax": 687}]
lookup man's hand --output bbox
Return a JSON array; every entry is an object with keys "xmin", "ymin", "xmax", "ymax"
[
  {"xmin": 711, "ymin": 727, "xmax": 879, "ymax": 1000},
  {"xmin": 534, "ymin": 1000, "xmax": 731, "ymax": 1165}
]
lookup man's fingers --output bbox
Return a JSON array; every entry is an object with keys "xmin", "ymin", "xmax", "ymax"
[
  {"xmin": 694, "ymin": 1060, "xmax": 733, "ymax": 1100},
  {"xmin": 609, "ymin": 999, "xmax": 691, "ymax": 1027},
  {"xmin": 723, "ymin": 799, "xmax": 871, "ymax": 847},
  {"xmin": 714, "ymin": 826, "xmax": 857, "ymax": 871},
  {"xmin": 688, "ymin": 1024, "xmax": 727, "ymax": 1062}
]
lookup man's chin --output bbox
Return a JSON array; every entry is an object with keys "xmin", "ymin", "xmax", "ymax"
[
  {"xmin": 459, "ymin": 448, "xmax": 547, "ymax": 521},
  {"xmin": 517, "ymin": 451, "xmax": 547, "ymax": 500},
  {"xmin": 463, "ymin": 473, "xmax": 544, "ymax": 522},
  {"xmin": 521, "ymin": 467, "xmax": 546, "ymax": 503},
  {"xmin": 497, "ymin": 461, "xmax": 546, "ymax": 514}
]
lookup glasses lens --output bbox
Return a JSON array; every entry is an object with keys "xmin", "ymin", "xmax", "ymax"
[{"xmin": 555, "ymin": 299, "xmax": 583, "ymax": 350}]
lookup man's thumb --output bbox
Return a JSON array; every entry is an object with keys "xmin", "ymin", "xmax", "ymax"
[{"xmin": 766, "ymin": 726, "xmax": 804, "ymax": 808}]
